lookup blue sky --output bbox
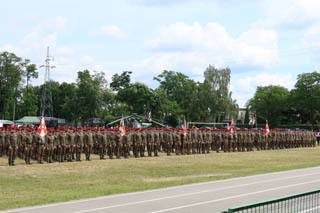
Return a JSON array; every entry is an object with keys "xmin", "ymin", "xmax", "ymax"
[{"xmin": 1, "ymin": 0, "xmax": 320, "ymax": 107}]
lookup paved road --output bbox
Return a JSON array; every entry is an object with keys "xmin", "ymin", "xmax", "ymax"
[{"xmin": 4, "ymin": 166, "xmax": 320, "ymax": 213}]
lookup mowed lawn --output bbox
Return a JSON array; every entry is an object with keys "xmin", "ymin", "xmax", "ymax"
[{"xmin": 1, "ymin": 147, "xmax": 320, "ymax": 210}]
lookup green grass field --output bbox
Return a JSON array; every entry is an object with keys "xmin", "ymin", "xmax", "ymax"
[{"xmin": 1, "ymin": 147, "xmax": 320, "ymax": 210}]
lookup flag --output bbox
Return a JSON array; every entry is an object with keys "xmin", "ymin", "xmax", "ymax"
[
  {"xmin": 119, "ymin": 119, "xmax": 126, "ymax": 137},
  {"xmin": 37, "ymin": 116, "xmax": 47, "ymax": 138},
  {"xmin": 265, "ymin": 120, "xmax": 270, "ymax": 134},
  {"xmin": 182, "ymin": 118, "xmax": 187, "ymax": 137},
  {"xmin": 229, "ymin": 118, "xmax": 235, "ymax": 133}
]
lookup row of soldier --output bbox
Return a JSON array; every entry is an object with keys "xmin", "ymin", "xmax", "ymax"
[{"xmin": 0, "ymin": 126, "xmax": 318, "ymax": 166}]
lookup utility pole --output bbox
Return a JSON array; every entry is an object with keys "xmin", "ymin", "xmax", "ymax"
[{"xmin": 39, "ymin": 47, "xmax": 55, "ymax": 117}]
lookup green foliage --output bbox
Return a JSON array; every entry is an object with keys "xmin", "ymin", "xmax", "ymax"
[
  {"xmin": 16, "ymin": 87, "xmax": 38, "ymax": 118},
  {"xmin": 154, "ymin": 70, "xmax": 193, "ymax": 121},
  {"xmin": 0, "ymin": 51, "xmax": 256, "ymax": 127},
  {"xmin": 290, "ymin": 72, "xmax": 320, "ymax": 129},
  {"xmin": 249, "ymin": 85, "xmax": 290, "ymax": 126},
  {"xmin": 75, "ymin": 70, "xmax": 106, "ymax": 120},
  {"xmin": 244, "ymin": 105, "xmax": 250, "ymax": 125},
  {"xmin": 204, "ymin": 65, "xmax": 238, "ymax": 122},
  {"xmin": 110, "ymin": 71, "xmax": 132, "ymax": 91},
  {"xmin": 4, "ymin": 49, "xmax": 320, "ymax": 128},
  {"xmin": 0, "ymin": 52, "xmax": 24, "ymax": 119},
  {"xmin": 117, "ymin": 82, "xmax": 154, "ymax": 115},
  {"xmin": 21, "ymin": 59, "xmax": 37, "ymax": 89}
]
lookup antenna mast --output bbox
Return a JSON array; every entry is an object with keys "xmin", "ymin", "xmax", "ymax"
[{"xmin": 40, "ymin": 46, "xmax": 55, "ymax": 117}]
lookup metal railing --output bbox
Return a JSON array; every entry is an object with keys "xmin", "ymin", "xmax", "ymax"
[{"xmin": 222, "ymin": 190, "xmax": 320, "ymax": 213}]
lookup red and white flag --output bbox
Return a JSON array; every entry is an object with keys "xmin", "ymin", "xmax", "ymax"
[
  {"xmin": 229, "ymin": 118, "xmax": 235, "ymax": 133},
  {"xmin": 119, "ymin": 119, "xmax": 126, "ymax": 137},
  {"xmin": 38, "ymin": 116, "xmax": 47, "ymax": 138},
  {"xmin": 182, "ymin": 118, "xmax": 187, "ymax": 137},
  {"xmin": 265, "ymin": 121, "xmax": 270, "ymax": 134}
]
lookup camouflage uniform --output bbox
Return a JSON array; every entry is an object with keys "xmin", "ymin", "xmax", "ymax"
[
  {"xmin": 59, "ymin": 130, "xmax": 67, "ymax": 162},
  {"xmin": 84, "ymin": 129, "xmax": 93, "ymax": 161},
  {"xmin": 66, "ymin": 129, "xmax": 75, "ymax": 162},
  {"xmin": 75, "ymin": 129, "xmax": 84, "ymax": 161},
  {"xmin": 140, "ymin": 130, "xmax": 146, "ymax": 157},
  {"xmin": 45, "ymin": 131, "xmax": 54, "ymax": 163},
  {"xmin": 146, "ymin": 130, "xmax": 153, "ymax": 157},
  {"xmin": 8, "ymin": 130, "xmax": 18, "ymax": 166},
  {"xmin": 107, "ymin": 131, "xmax": 115, "ymax": 159},
  {"xmin": 153, "ymin": 130, "xmax": 160, "ymax": 157},
  {"xmin": 24, "ymin": 130, "xmax": 33, "ymax": 164}
]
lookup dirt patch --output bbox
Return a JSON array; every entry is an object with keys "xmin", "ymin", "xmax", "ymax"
[{"xmin": 143, "ymin": 173, "xmax": 231, "ymax": 182}]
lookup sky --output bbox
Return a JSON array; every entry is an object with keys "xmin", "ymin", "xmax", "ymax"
[{"xmin": 1, "ymin": 0, "xmax": 320, "ymax": 107}]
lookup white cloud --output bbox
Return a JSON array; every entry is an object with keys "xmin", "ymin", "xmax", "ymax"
[
  {"xmin": 81, "ymin": 56, "xmax": 94, "ymax": 64},
  {"xmin": 0, "ymin": 16, "xmax": 78, "ymax": 86},
  {"xmin": 257, "ymin": 0, "xmax": 320, "ymax": 62},
  {"xmin": 300, "ymin": 22, "xmax": 320, "ymax": 60},
  {"xmin": 141, "ymin": 22, "xmax": 278, "ymax": 76},
  {"xmin": 99, "ymin": 25, "xmax": 125, "ymax": 38},
  {"xmin": 232, "ymin": 72, "xmax": 295, "ymax": 107},
  {"xmin": 55, "ymin": 16, "xmax": 68, "ymax": 30},
  {"xmin": 259, "ymin": 0, "xmax": 320, "ymax": 30}
]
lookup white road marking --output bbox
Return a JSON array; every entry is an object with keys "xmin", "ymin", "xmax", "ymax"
[
  {"xmin": 71, "ymin": 173, "xmax": 320, "ymax": 213},
  {"xmin": 4, "ymin": 167, "xmax": 320, "ymax": 213},
  {"xmin": 148, "ymin": 180, "xmax": 320, "ymax": 213}
]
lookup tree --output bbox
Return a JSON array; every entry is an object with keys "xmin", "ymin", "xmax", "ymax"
[
  {"xmin": 0, "ymin": 52, "xmax": 24, "ymax": 119},
  {"xmin": 116, "ymin": 82, "xmax": 154, "ymax": 115},
  {"xmin": 59, "ymin": 82, "xmax": 77, "ymax": 121},
  {"xmin": 21, "ymin": 59, "xmax": 37, "ymax": 90},
  {"xmin": 249, "ymin": 85, "xmax": 290, "ymax": 127},
  {"xmin": 110, "ymin": 71, "xmax": 132, "ymax": 91},
  {"xmin": 290, "ymin": 72, "xmax": 320, "ymax": 129},
  {"xmin": 204, "ymin": 65, "xmax": 238, "ymax": 122},
  {"xmin": 244, "ymin": 105, "xmax": 250, "ymax": 125},
  {"xmin": 154, "ymin": 70, "xmax": 196, "ymax": 121},
  {"xmin": 75, "ymin": 70, "xmax": 106, "ymax": 121},
  {"xmin": 16, "ymin": 86, "xmax": 38, "ymax": 118}
]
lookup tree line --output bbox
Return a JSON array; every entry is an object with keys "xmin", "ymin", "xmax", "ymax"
[
  {"xmin": 248, "ymin": 72, "xmax": 320, "ymax": 129},
  {"xmin": 0, "ymin": 51, "xmax": 238, "ymax": 127}
]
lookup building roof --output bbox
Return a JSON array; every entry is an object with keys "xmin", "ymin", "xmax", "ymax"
[
  {"xmin": 16, "ymin": 116, "xmax": 40, "ymax": 124},
  {"xmin": 0, "ymin": 120, "xmax": 14, "ymax": 125}
]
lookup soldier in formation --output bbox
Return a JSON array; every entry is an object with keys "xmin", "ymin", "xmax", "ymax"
[{"xmin": 0, "ymin": 126, "xmax": 318, "ymax": 166}]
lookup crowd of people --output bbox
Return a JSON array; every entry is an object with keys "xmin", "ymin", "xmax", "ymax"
[{"xmin": 0, "ymin": 126, "xmax": 318, "ymax": 166}]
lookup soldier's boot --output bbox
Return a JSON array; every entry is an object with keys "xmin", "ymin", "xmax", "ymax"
[
  {"xmin": 215, "ymin": 143, "xmax": 219, "ymax": 153},
  {"xmin": 154, "ymin": 145, "xmax": 159, "ymax": 157},
  {"xmin": 232, "ymin": 144, "xmax": 236, "ymax": 152},
  {"xmin": 101, "ymin": 153, "xmax": 106, "ymax": 160},
  {"xmin": 108, "ymin": 148, "xmax": 113, "ymax": 159},
  {"xmin": 166, "ymin": 143, "xmax": 171, "ymax": 156},
  {"xmin": 48, "ymin": 152, "xmax": 53, "ymax": 163},
  {"xmin": 124, "ymin": 145, "xmax": 129, "ymax": 159},
  {"xmin": 134, "ymin": 148, "xmax": 139, "ymax": 158},
  {"xmin": 8, "ymin": 156, "xmax": 12, "ymax": 166},
  {"xmin": 86, "ymin": 151, "xmax": 90, "ymax": 160},
  {"xmin": 175, "ymin": 145, "xmax": 179, "ymax": 155},
  {"xmin": 28, "ymin": 155, "xmax": 32, "ymax": 164},
  {"xmin": 71, "ymin": 147, "xmax": 75, "ymax": 160},
  {"xmin": 148, "ymin": 149, "xmax": 152, "ymax": 157}
]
